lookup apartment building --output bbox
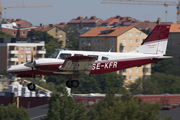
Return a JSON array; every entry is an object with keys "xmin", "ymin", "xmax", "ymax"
[
  {"xmin": 79, "ymin": 26, "xmax": 150, "ymax": 82},
  {"xmin": 168, "ymin": 24, "xmax": 180, "ymax": 67},
  {"xmin": 34, "ymin": 25, "xmax": 66, "ymax": 47},
  {"xmin": 67, "ymin": 16, "xmax": 104, "ymax": 27},
  {"xmin": 0, "ymin": 38, "xmax": 46, "ymax": 72}
]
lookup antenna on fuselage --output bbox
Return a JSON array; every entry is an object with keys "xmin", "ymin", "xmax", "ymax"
[{"xmin": 109, "ymin": 46, "xmax": 114, "ymax": 52}]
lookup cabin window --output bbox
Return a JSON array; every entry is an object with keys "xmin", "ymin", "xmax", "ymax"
[
  {"xmin": 59, "ymin": 53, "xmax": 71, "ymax": 60},
  {"xmin": 48, "ymin": 51, "xmax": 59, "ymax": 58},
  {"xmin": 88, "ymin": 55, "xmax": 98, "ymax": 60},
  {"xmin": 102, "ymin": 56, "xmax": 108, "ymax": 60},
  {"xmin": 74, "ymin": 54, "xmax": 83, "ymax": 56}
]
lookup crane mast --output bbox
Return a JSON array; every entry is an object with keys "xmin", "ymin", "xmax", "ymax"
[
  {"xmin": 101, "ymin": 0, "xmax": 180, "ymax": 23},
  {"xmin": 0, "ymin": 0, "xmax": 52, "ymax": 23}
]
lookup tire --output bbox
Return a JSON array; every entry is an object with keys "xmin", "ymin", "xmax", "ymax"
[
  {"xmin": 66, "ymin": 81, "xmax": 72, "ymax": 88},
  {"xmin": 71, "ymin": 80, "xmax": 79, "ymax": 88},
  {"xmin": 27, "ymin": 83, "xmax": 36, "ymax": 91}
]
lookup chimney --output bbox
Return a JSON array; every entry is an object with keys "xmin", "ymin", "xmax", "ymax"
[
  {"xmin": 157, "ymin": 17, "xmax": 161, "ymax": 25},
  {"xmin": 40, "ymin": 23, "xmax": 42, "ymax": 26}
]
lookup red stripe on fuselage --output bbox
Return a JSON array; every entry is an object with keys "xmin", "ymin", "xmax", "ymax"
[{"xmin": 13, "ymin": 57, "xmax": 162, "ymax": 77}]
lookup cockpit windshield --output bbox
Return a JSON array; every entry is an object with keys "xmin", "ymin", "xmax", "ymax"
[
  {"xmin": 58, "ymin": 53, "xmax": 71, "ymax": 60},
  {"xmin": 48, "ymin": 51, "xmax": 59, "ymax": 58}
]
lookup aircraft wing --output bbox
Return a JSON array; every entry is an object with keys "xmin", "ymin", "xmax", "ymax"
[
  {"xmin": 59, "ymin": 55, "xmax": 96, "ymax": 75},
  {"xmin": 155, "ymin": 56, "xmax": 173, "ymax": 59}
]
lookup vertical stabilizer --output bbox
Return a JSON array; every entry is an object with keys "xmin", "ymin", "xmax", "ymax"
[{"xmin": 132, "ymin": 25, "xmax": 170, "ymax": 55}]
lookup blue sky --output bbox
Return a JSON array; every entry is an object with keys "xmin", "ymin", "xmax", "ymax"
[{"xmin": 2, "ymin": 0, "xmax": 177, "ymax": 26}]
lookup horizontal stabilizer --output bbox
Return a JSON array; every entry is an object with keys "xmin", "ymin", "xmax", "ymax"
[{"xmin": 155, "ymin": 56, "xmax": 173, "ymax": 59}]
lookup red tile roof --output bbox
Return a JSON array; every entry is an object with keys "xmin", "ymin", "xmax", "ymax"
[
  {"xmin": 79, "ymin": 26, "xmax": 134, "ymax": 37},
  {"xmin": 170, "ymin": 24, "xmax": 180, "ymax": 33}
]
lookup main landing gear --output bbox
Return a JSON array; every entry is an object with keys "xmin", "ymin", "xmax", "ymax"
[{"xmin": 66, "ymin": 75, "xmax": 80, "ymax": 88}]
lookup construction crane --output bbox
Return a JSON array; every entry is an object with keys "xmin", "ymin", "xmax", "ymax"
[
  {"xmin": 0, "ymin": 0, "xmax": 52, "ymax": 23},
  {"xmin": 101, "ymin": 0, "xmax": 180, "ymax": 23}
]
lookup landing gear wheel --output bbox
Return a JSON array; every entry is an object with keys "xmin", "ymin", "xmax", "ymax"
[
  {"xmin": 66, "ymin": 81, "xmax": 72, "ymax": 88},
  {"xmin": 71, "ymin": 80, "xmax": 79, "ymax": 88},
  {"xmin": 27, "ymin": 83, "xmax": 36, "ymax": 91}
]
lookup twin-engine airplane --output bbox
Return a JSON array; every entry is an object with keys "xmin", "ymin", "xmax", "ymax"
[{"xmin": 7, "ymin": 25, "xmax": 171, "ymax": 91}]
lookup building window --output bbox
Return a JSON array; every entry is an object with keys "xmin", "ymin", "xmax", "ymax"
[
  {"xmin": 123, "ymin": 75, "xmax": 126, "ymax": 79},
  {"xmin": 16, "ymin": 47, "xmax": 18, "ymax": 50},
  {"xmin": 172, "ymin": 42, "xmax": 175, "ymax": 46},
  {"xmin": 126, "ymin": 32, "xmax": 128, "ymax": 36},
  {"xmin": 179, "ymin": 49, "xmax": 180, "ymax": 53},
  {"xmin": 143, "ymin": 68, "xmax": 149, "ymax": 73},
  {"xmin": 122, "ymin": 46, "xmax": 126, "ymax": 51},
  {"xmin": 13, "ymin": 32, "xmax": 16, "ymax": 35},
  {"xmin": 172, "ymin": 35, "xmax": 175, "ymax": 39},
  {"xmin": 21, "ymin": 54, "xmax": 23, "ymax": 58},
  {"xmin": 122, "ymin": 69, "xmax": 126, "ymax": 73},
  {"xmin": 101, "ymin": 39, "xmax": 104, "ymax": 43},
  {"xmin": 97, "ymin": 47, "xmax": 99, "ymax": 51},
  {"xmin": 172, "ymin": 49, "xmax": 175, "ymax": 53},
  {"xmin": 140, "ymin": 32, "xmax": 143, "ymax": 36},
  {"xmin": 129, "ymin": 76, "xmax": 132, "ymax": 80},
  {"xmin": 112, "ymin": 39, "xmax": 115, "ymax": 43},
  {"xmin": 16, "ymin": 62, "xmax": 18, "ymax": 65},
  {"xmin": 129, "ymin": 32, "xmax": 132, "ymax": 36},
  {"xmin": 136, "ymin": 76, "xmax": 139, "ymax": 79},
  {"xmin": 81, "ymin": 47, "xmax": 84, "ymax": 50},
  {"xmin": 56, "ymin": 29, "xmax": 58, "ymax": 33},
  {"xmin": 81, "ymin": 40, "xmax": 85, "ymax": 44},
  {"xmin": 136, "ymin": 32, "xmax": 139, "ymax": 36},
  {"xmin": 97, "ymin": 39, "xmax": 100, "ymax": 45},
  {"xmin": 92, "ymin": 39, "xmax": 95, "ymax": 43},
  {"xmin": 21, "ymin": 62, "xmax": 23, "ymax": 64},
  {"xmin": 122, "ymin": 39, "xmax": 126, "ymax": 43},
  {"xmin": 93, "ymin": 47, "xmax": 95, "ymax": 50},
  {"xmin": 168, "ymin": 42, "xmax": 171, "ymax": 46},
  {"xmin": 129, "ymin": 69, "xmax": 132, "ymax": 73},
  {"xmin": 168, "ymin": 35, "xmax": 171, "ymax": 39},
  {"xmin": 21, "ymin": 47, "xmax": 23, "ymax": 51},
  {"xmin": 101, "ymin": 47, "xmax": 104, "ymax": 50},
  {"xmin": 129, "ymin": 46, "xmax": 132, "ymax": 51},
  {"xmin": 136, "ymin": 68, "xmax": 138, "ymax": 73},
  {"xmin": 107, "ymin": 47, "xmax": 109, "ymax": 51},
  {"xmin": 59, "ymin": 34, "xmax": 63, "ymax": 38},
  {"xmin": 22, "ymin": 32, "xmax": 25, "ymax": 35},
  {"xmin": 107, "ymin": 39, "xmax": 109, "ymax": 43},
  {"xmin": 136, "ymin": 39, "xmax": 139, "ymax": 43},
  {"xmin": 129, "ymin": 39, "xmax": 132, "ymax": 43},
  {"xmin": 33, "ymin": 47, "xmax": 35, "ymax": 50}
]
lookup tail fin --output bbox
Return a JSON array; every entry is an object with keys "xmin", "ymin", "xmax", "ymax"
[{"xmin": 132, "ymin": 25, "xmax": 170, "ymax": 55}]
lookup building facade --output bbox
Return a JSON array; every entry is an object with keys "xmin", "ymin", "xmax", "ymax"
[
  {"xmin": 168, "ymin": 24, "xmax": 180, "ymax": 67},
  {"xmin": 79, "ymin": 26, "xmax": 150, "ymax": 82},
  {"xmin": 34, "ymin": 25, "xmax": 66, "ymax": 48},
  {"xmin": 0, "ymin": 38, "xmax": 46, "ymax": 72}
]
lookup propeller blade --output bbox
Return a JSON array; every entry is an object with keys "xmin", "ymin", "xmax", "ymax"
[
  {"xmin": 31, "ymin": 51, "xmax": 33, "ymax": 63},
  {"xmin": 26, "ymin": 54, "xmax": 27, "ymax": 62}
]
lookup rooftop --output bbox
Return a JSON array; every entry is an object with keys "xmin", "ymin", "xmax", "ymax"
[{"xmin": 79, "ymin": 26, "xmax": 134, "ymax": 37}]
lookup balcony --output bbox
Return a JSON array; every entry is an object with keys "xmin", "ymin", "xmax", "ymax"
[
  {"xmin": 9, "ymin": 57, "xmax": 18, "ymax": 61},
  {"xmin": 9, "ymin": 50, "xmax": 18, "ymax": 54},
  {"xmin": 85, "ymin": 43, "xmax": 91, "ymax": 46},
  {"xmin": 37, "ymin": 49, "xmax": 46, "ymax": 54}
]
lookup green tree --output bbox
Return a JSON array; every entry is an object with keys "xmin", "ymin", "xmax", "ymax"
[
  {"xmin": 88, "ymin": 91, "xmax": 172, "ymax": 120},
  {"xmin": 0, "ymin": 31, "xmax": 14, "ymax": 38},
  {"xmin": 0, "ymin": 104, "xmax": 30, "ymax": 120},
  {"xmin": 65, "ymin": 39, "xmax": 79, "ymax": 50},
  {"xmin": 42, "ymin": 85, "xmax": 88, "ymax": 120},
  {"xmin": 27, "ymin": 29, "xmax": 62, "ymax": 57},
  {"xmin": 128, "ymin": 73, "xmax": 180, "ymax": 94}
]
